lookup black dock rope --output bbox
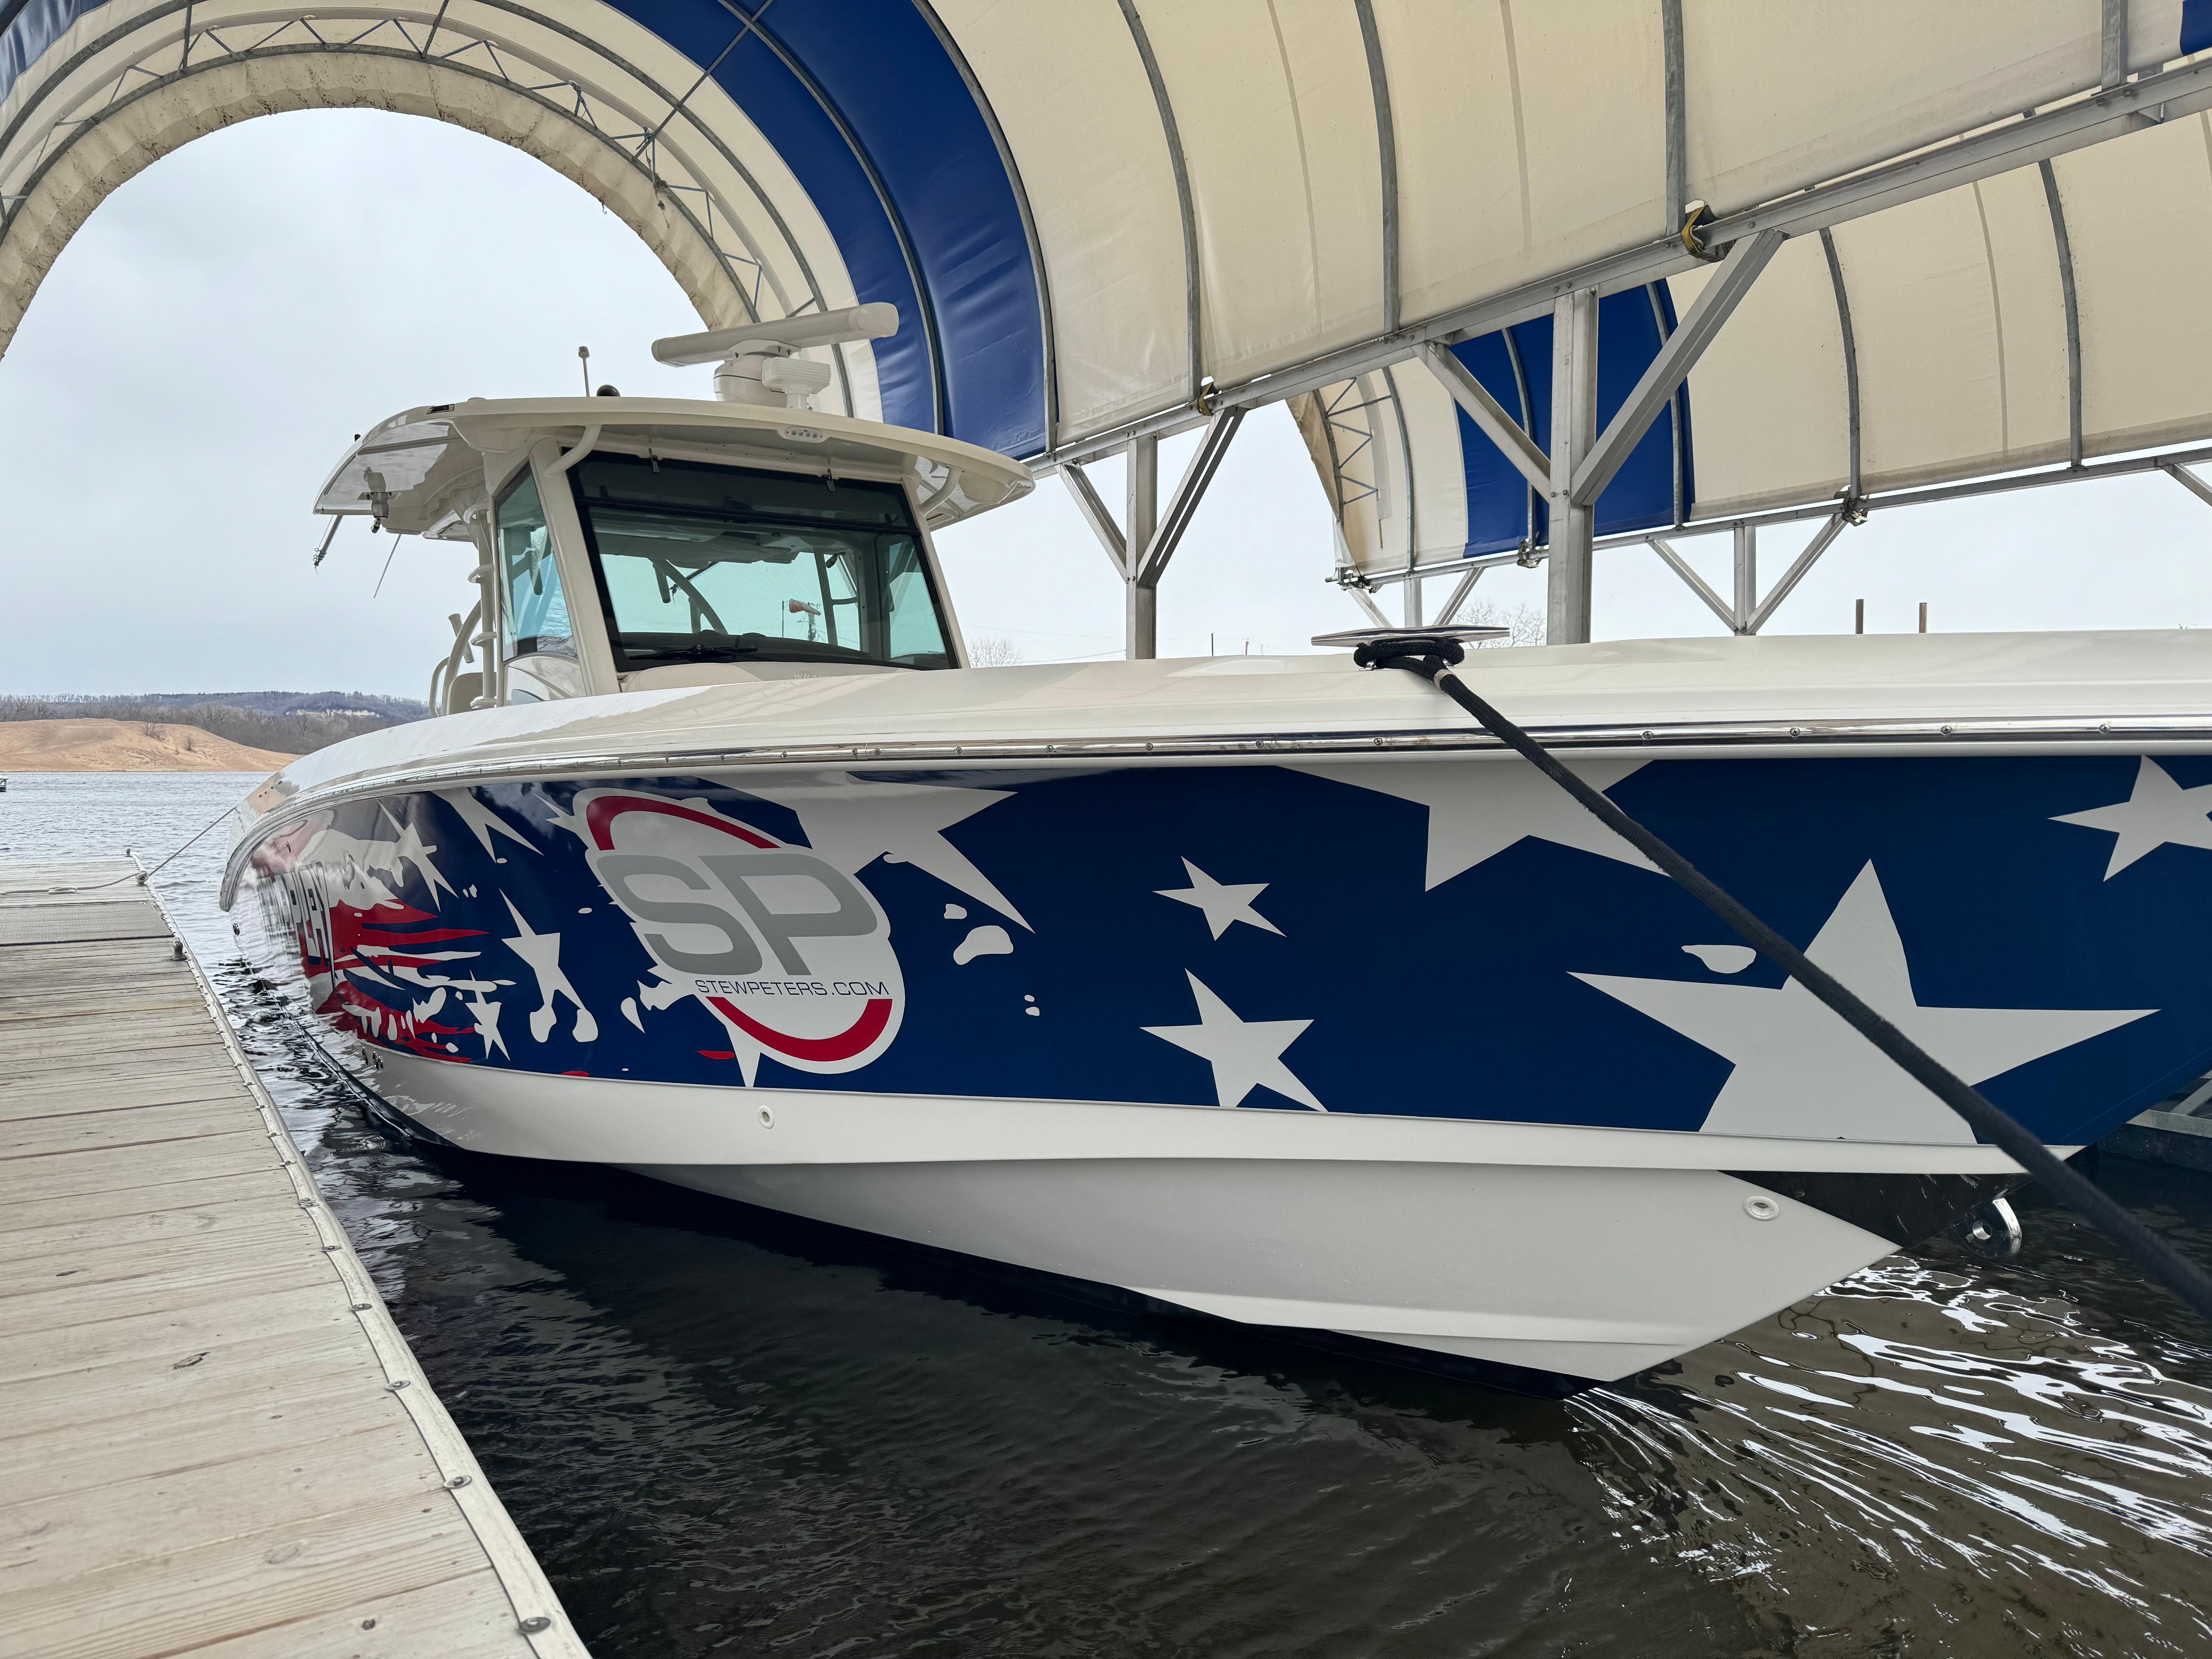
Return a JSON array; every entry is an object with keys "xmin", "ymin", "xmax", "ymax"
[{"xmin": 1358, "ymin": 632, "xmax": 2212, "ymax": 1329}]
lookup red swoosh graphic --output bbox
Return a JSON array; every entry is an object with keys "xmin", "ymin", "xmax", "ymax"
[
  {"xmin": 586, "ymin": 795, "xmax": 778, "ymax": 852},
  {"xmin": 707, "ymin": 995, "xmax": 893, "ymax": 1062}
]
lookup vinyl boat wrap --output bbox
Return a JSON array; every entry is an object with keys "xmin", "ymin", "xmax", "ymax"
[{"xmin": 226, "ymin": 380, "xmax": 2212, "ymax": 1393}]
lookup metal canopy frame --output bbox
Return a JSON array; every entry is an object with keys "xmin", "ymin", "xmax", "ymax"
[
  {"xmin": 7, "ymin": 0, "xmax": 2207, "ymax": 654},
  {"xmin": 1036, "ymin": 52, "xmax": 2212, "ymax": 476},
  {"xmin": 1360, "ymin": 439, "xmax": 2212, "ymax": 637},
  {"xmin": 0, "ymin": 0, "xmax": 876, "ymax": 416},
  {"xmin": 1410, "ymin": 230, "xmax": 1786, "ymax": 643},
  {"xmin": 1065, "ymin": 407, "xmax": 1246, "ymax": 658},
  {"xmin": 1317, "ymin": 45, "xmax": 2212, "ymax": 645},
  {"xmin": 1034, "ymin": 42, "xmax": 2212, "ymax": 648}
]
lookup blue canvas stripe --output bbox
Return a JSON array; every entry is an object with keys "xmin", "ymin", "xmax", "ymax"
[
  {"xmin": 1, "ymin": 0, "xmax": 101, "ymax": 110},
  {"xmin": 1446, "ymin": 332, "xmax": 1539, "ymax": 557},
  {"xmin": 601, "ymin": 0, "xmax": 938, "ymax": 438},
  {"xmin": 2183, "ymin": 0, "xmax": 2212, "ymax": 55},
  {"xmin": 1447, "ymin": 291, "xmax": 1688, "ymax": 558},
  {"xmin": 747, "ymin": 0, "xmax": 1044, "ymax": 458},
  {"xmin": 1654, "ymin": 278, "xmax": 1694, "ymax": 527},
  {"xmin": 606, "ymin": 0, "xmax": 1044, "ymax": 455}
]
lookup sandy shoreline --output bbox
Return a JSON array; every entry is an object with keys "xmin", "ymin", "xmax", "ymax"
[{"xmin": 0, "ymin": 718, "xmax": 298, "ymax": 773}]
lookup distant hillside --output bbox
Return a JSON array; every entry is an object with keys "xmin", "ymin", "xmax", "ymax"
[
  {"xmin": 0, "ymin": 692, "xmax": 424, "ymax": 756},
  {"xmin": 77, "ymin": 690, "xmax": 426, "ymax": 721}
]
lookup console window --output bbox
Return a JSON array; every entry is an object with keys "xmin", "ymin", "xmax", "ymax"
[
  {"xmin": 496, "ymin": 468, "xmax": 574, "ymax": 660},
  {"xmin": 568, "ymin": 453, "xmax": 951, "ymax": 671}
]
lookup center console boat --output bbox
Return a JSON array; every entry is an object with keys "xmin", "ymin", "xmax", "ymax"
[{"xmin": 226, "ymin": 308, "xmax": 2212, "ymax": 1393}]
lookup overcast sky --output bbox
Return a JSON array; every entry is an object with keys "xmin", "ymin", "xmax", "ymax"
[{"xmin": 4, "ymin": 110, "xmax": 2210, "ymax": 698}]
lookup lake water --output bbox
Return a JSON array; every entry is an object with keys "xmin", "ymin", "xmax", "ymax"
[{"xmin": 11, "ymin": 770, "xmax": 2212, "ymax": 1657}]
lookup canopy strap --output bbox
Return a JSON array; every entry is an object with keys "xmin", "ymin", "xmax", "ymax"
[{"xmin": 1356, "ymin": 633, "xmax": 2212, "ymax": 1328}]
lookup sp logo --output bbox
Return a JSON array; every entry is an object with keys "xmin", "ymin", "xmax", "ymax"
[{"xmin": 579, "ymin": 790, "xmax": 902, "ymax": 1081}]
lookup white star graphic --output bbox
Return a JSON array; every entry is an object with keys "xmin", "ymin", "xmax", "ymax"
[
  {"xmin": 501, "ymin": 895, "xmax": 597, "ymax": 1044},
  {"xmin": 378, "ymin": 806, "xmax": 455, "ymax": 904},
  {"xmin": 464, "ymin": 994, "xmax": 508, "ymax": 1058},
  {"xmin": 2053, "ymin": 757, "xmax": 2212, "ymax": 879},
  {"xmin": 752, "ymin": 773, "xmax": 1028, "ymax": 928},
  {"xmin": 1573, "ymin": 863, "xmax": 2154, "ymax": 1144},
  {"xmin": 1295, "ymin": 759, "xmax": 1656, "ymax": 889},
  {"xmin": 1156, "ymin": 859, "xmax": 1283, "ymax": 939},
  {"xmin": 1143, "ymin": 972, "xmax": 1324, "ymax": 1111}
]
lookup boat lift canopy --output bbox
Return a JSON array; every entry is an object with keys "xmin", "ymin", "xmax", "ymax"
[{"xmin": 6, "ymin": 1, "xmax": 2212, "ymax": 644}]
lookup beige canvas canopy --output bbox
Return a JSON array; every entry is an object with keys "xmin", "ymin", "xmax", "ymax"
[{"xmin": 5, "ymin": 0, "xmax": 2209, "ymax": 645}]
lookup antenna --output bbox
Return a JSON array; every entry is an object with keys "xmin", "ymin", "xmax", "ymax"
[
  {"xmin": 651, "ymin": 304, "xmax": 898, "ymax": 411},
  {"xmin": 577, "ymin": 345, "xmax": 592, "ymax": 395}
]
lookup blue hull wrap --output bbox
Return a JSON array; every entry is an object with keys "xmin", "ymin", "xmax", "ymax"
[{"xmin": 239, "ymin": 753, "xmax": 2212, "ymax": 1148}]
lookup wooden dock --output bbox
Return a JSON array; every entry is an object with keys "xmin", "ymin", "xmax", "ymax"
[{"xmin": 0, "ymin": 857, "xmax": 590, "ymax": 1659}]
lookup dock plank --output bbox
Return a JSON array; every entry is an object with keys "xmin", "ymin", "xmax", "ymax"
[
  {"xmin": 0, "ymin": 857, "xmax": 585, "ymax": 1659},
  {"xmin": 0, "ymin": 1324, "xmax": 380, "ymax": 1453},
  {"xmin": 178, "ymin": 1568, "xmax": 537, "ymax": 1659},
  {"xmin": 1, "ymin": 1031, "xmax": 239, "ymax": 1077},
  {"xmin": 0, "ymin": 1077, "xmax": 245, "ymax": 1125},
  {"xmin": 0, "ymin": 1384, "xmax": 404, "ymax": 1513},
  {"xmin": 0, "ymin": 1097, "xmax": 270, "ymax": 1160},
  {"xmin": 0, "ymin": 1191, "xmax": 306, "ymax": 1270},
  {"xmin": 0, "ymin": 1166, "xmax": 295, "ymax": 1235},
  {"xmin": 1, "ymin": 1488, "xmax": 507, "ymax": 1659},
  {"xmin": 0, "ymin": 1246, "xmax": 338, "ymax": 1341},
  {"xmin": 0, "ymin": 909, "xmax": 176, "ymax": 945},
  {"xmin": 4, "ymin": 1419, "xmax": 442, "ymax": 1594},
  {"xmin": 0, "ymin": 1132, "xmax": 283, "ymax": 1206}
]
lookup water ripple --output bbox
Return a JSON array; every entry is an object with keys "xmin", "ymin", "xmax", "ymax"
[{"xmin": 1574, "ymin": 1244, "xmax": 2212, "ymax": 1654}]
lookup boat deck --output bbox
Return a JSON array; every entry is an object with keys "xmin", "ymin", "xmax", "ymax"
[{"xmin": 0, "ymin": 857, "xmax": 587, "ymax": 1658}]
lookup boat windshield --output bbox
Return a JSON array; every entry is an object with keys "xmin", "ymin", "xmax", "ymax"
[{"xmin": 567, "ymin": 453, "xmax": 952, "ymax": 672}]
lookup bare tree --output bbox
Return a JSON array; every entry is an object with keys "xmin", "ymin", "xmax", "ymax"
[
  {"xmin": 1461, "ymin": 598, "xmax": 1546, "ymax": 648},
  {"xmin": 966, "ymin": 635, "xmax": 1026, "ymax": 666}
]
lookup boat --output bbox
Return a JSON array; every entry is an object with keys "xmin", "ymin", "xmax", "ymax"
[{"xmin": 225, "ymin": 308, "xmax": 2212, "ymax": 1395}]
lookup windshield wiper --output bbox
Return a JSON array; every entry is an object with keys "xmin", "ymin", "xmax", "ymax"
[
  {"xmin": 627, "ymin": 640, "xmax": 757, "ymax": 663},
  {"xmin": 622, "ymin": 639, "xmax": 918, "ymax": 671}
]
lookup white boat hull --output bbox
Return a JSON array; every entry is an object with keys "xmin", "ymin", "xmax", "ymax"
[
  {"xmin": 369, "ymin": 1051, "xmax": 2023, "ymax": 1386},
  {"xmin": 227, "ymin": 639, "xmax": 2212, "ymax": 1390}
]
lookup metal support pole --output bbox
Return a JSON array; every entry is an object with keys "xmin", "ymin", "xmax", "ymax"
[
  {"xmin": 1547, "ymin": 289, "xmax": 1599, "ymax": 644},
  {"xmin": 1434, "ymin": 562, "xmax": 1484, "ymax": 626},
  {"xmin": 1731, "ymin": 522, "xmax": 1757, "ymax": 634},
  {"xmin": 1345, "ymin": 582, "xmax": 1392, "ymax": 627},
  {"xmin": 2165, "ymin": 461, "xmax": 2212, "ymax": 510},
  {"xmin": 2040, "ymin": 160, "xmax": 2085, "ymax": 468},
  {"xmin": 1125, "ymin": 435, "xmax": 1159, "ymax": 659},
  {"xmin": 1403, "ymin": 568, "xmax": 1424, "ymax": 627},
  {"xmin": 1647, "ymin": 534, "xmax": 1738, "ymax": 633},
  {"xmin": 1661, "ymin": 0, "xmax": 1686, "ymax": 230},
  {"xmin": 1127, "ymin": 581, "xmax": 1158, "ymax": 660},
  {"xmin": 1746, "ymin": 511, "xmax": 1850, "ymax": 634},
  {"xmin": 1570, "ymin": 229, "xmax": 1784, "ymax": 507}
]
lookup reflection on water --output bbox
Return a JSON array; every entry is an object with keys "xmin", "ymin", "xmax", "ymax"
[
  {"xmin": 12, "ymin": 773, "xmax": 2212, "ymax": 1656},
  {"xmin": 1582, "ymin": 1207, "xmax": 2212, "ymax": 1653}
]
